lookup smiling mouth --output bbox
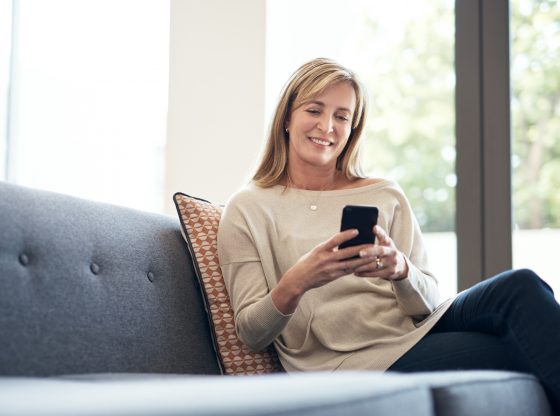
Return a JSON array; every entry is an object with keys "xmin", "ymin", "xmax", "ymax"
[{"xmin": 308, "ymin": 137, "xmax": 332, "ymax": 146}]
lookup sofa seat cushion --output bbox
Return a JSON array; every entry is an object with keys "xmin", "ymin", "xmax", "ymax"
[
  {"xmin": 401, "ymin": 370, "xmax": 552, "ymax": 416},
  {"xmin": 0, "ymin": 370, "xmax": 550, "ymax": 416},
  {"xmin": 0, "ymin": 372, "xmax": 433, "ymax": 416}
]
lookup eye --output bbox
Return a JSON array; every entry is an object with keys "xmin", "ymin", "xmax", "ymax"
[
  {"xmin": 336, "ymin": 114, "xmax": 350, "ymax": 122},
  {"xmin": 305, "ymin": 107, "xmax": 321, "ymax": 115}
]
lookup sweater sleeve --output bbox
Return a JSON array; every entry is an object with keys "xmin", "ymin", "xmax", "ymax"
[
  {"xmin": 217, "ymin": 199, "xmax": 292, "ymax": 352},
  {"xmin": 387, "ymin": 187, "xmax": 440, "ymax": 317}
]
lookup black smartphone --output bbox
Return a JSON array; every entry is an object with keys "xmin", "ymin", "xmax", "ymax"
[{"xmin": 339, "ymin": 205, "xmax": 379, "ymax": 249}]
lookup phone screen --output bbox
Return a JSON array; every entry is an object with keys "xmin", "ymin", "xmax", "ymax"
[{"xmin": 339, "ymin": 205, "xmax": 379, "ymax": 249}]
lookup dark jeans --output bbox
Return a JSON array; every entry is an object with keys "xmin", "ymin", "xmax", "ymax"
[{"xmin": 388, "ymin": 269, "xmax": 560, "ymax": 412}]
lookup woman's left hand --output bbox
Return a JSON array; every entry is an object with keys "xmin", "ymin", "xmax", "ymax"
[{"xmin": 354, "ymin": 225, "xmax": 409, "ymax": 280}]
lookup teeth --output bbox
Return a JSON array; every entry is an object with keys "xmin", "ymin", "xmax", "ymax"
[{"xmin": 310, "ymin": 137, "xmax": 331, "ymax": 146}]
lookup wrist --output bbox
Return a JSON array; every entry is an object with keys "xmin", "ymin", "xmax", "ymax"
[
  {"xmin": 271, "ymin": 271, "xmax": 305, "ymax": 314},
  {"xmin": 392, "ymin": 273, "xmax": 408, "ymax": 281},
  {"xmin": 393, "ymin": 254, "xmax": 409, "ymax": 281}
]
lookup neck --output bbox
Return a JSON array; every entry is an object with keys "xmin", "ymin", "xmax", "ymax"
[{"xmin": 287, "ymin": 166, "xmax": 339, "ymax": 191}]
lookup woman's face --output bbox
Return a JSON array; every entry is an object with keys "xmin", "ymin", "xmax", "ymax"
[{"xmin": 286, "ymin": 81, "xmax": 356, "ymax": 172}]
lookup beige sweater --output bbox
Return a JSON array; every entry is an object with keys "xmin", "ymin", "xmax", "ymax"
[{"xmin": 217, "ymin": 180, "xmax": 452, "ymax": 372}]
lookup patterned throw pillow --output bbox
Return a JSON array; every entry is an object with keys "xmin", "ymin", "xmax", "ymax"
[{"xmin": 173, "ymin": 192, "xmax": 284, "ymax": 375}]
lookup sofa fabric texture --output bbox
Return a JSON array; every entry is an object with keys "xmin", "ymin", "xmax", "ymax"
[
  {"xmin": 0, "ymin": 182, "xmax": 220, "ymax": 376},
  {"xmin": 0, "ymin": 181, "xmax": 552, "ymax": 415}
]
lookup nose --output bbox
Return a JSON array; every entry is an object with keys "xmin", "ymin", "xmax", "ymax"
[{"xmin": 317, "ymin": 114, "xmax": 334, "ymax": 134}]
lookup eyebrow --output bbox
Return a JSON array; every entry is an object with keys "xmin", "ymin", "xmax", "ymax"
[{"xmin": 308, "ymin": 100, "xmax": 353, "ymax": 113}]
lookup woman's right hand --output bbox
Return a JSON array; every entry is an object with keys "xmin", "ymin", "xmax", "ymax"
[{"xmin": 271, "ymin": 229, "xmax": 375, "ymax": 314}]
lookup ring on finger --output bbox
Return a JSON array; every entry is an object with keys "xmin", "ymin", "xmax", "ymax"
[{"xmin": 376, "ymin": 257, "xmax": 384, "ymax": 270}]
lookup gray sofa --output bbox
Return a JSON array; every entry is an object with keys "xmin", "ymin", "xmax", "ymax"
[{"xmin": 0, "ymin": 181, "xmax": 552, "ymax": 415}]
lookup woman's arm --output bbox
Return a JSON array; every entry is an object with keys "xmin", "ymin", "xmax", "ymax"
[
  {"xmin": 220, "ymin": 260, "xmax": 293, "ymax": 352},
  {"xmin": 218, "ymin": 201, "xmax": 289, "ymax": 352},
  {"xmin": 219, "ymin": 203, "xmax": 377, "ymax": 350}
]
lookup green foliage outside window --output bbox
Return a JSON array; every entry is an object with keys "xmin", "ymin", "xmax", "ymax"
[
  {"xmin": 359, "ymin": 0, "xmax": 559, "ymax": 232},
  {"xmin": 359, "ymin": 1, "xmax": 455, "ymax": 232},
  {"xmin": 511, "ymin": 0, "xmax": 560, "ymax": 230}
]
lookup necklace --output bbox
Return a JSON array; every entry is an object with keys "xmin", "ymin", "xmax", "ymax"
[{"xmin": 286, "ymin": 171, "xmax": 332, "ymax": 211}]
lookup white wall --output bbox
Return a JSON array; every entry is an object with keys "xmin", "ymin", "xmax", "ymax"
[{"xmin": 165, "ymin": 0, "xmax": 266, "ymax": 213}]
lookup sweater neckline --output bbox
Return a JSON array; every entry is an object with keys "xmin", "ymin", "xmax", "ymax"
[{"xmin": 270, "ymin": 179, "xmax": 395, "ymax": 197}]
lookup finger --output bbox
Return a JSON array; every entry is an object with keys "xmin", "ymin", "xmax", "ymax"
[
  {"xmin": 355, "ymin": 249, "xmax": 398, "ymax": 272},
  {"xmin": 374, "ymin": 225, "xmax": 392, "ymax": 246},
  {"xmin": 323, "ymin": 229, "xmax": 359, "ymax": 251},
  {"xmin": 357, "ymin": 251, "xmax": 404, "ymax": 278},
  {"xmin": 326, "ymin": 255, "xmax": 378, "ymax": 277},
  {"xmin": 338, "ymin": 254, "xmax": 379, "ymax": 270},
  {"xmin": 350, "ymin": 250, "xmax": 404, "ymax": 278},
  {"xmin": 333, "ymin": 243, "xmax": 375, "ymax": 261},
  {"xmin": 355, "ymin": 269, "xmax": 395, "ymax": 279},
  {"xmin": 357, "ymin": 245, "xmax": 394, "ymax": 259},
  {"xmin": 354, "ymin": 257, "xmax": 394, "ymax": 274}
]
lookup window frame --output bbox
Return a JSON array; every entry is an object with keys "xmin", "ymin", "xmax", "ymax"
[{"xmin": 456, "ymin": 0, "xmax": 512, "ymax": 289}]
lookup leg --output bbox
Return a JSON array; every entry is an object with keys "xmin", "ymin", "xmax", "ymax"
[
  {"xmin": 388, "ymin": 332, "xmax": 528, "ymax": 373},
  {"xmin": 423, "ymin": 269, "xmax": 560, "ymax": 411}
]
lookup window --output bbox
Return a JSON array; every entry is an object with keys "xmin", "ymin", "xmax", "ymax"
[
  {"xmin": 0, "ymin": 0, "xmax": 12, "ymax": 179},
  {"xmin": 5, "ymin": 0, "xmax": 169, "ymax": 213},
  {"xmin": 511, "ymin": 0, "xmax": 560, "ymax": 294}
]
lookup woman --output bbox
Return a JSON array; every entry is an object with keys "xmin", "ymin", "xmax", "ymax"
[{"xmin": 217, "ymin": 58, "xmax": 560, "ymax": 411}]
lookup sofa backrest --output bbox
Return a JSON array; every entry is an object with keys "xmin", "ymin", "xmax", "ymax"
[{"xmin": 0, "ymin": 182, "xmax": 220, "ymax": 376}]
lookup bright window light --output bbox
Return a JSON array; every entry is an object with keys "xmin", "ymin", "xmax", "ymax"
[
  {"xmin": 0, "ymin": 0, "xmax": 12, "ymax": 179},
  {"xmin": 7, "ymin": 0, "xmax": 169, "ymax": 213}
]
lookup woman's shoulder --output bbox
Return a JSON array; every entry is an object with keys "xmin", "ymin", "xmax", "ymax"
[
  {"xmin": 334, "ymin": 177, "xmax": 413, "ymax": 207},
  {"xmin": 338, "ymin": 176, "xmax": 401, "ymax": 192},
  {"xmin": 345, "ymin": 177, "xmax": 387, "ymax": 188},
  {"xmin": 222, "ymin": 182, "xmax": 280, "ymax": 215},
  {"xmin": 227, "ymin": 182, "xmax": 276, "ymax": 202}
]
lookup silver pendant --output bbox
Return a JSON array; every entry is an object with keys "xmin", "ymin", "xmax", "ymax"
[{"xmin": 310, "ymin": 205, "xmax": 317, "ymax": 211}]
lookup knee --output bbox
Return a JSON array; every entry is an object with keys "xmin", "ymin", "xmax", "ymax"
[{"xmin": 504, "ymin": 268, "xmax": 552, "ymax": 295}]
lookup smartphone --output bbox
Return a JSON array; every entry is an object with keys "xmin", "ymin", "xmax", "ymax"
[{"xmin": 339, "ymin": 205, "xmax": 379, "ymax": 249}]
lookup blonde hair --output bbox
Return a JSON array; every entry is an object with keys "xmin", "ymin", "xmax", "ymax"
[{"xmin": 252, "ymin": 58, "xmax": 368, "ymax": 187}]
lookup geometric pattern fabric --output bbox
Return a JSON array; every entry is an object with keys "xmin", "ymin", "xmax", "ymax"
[{"xmin": 173, "ymin": 192, "xmax": 284, "ymax": 375}]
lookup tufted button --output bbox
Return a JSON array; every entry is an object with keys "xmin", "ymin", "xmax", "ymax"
[
  {"xmin": 19, "ymin": 253, "xmax": 29, "ymax": 266},
  {"xmin": 90, "ymin": 263, "xmax": 100, "ymax": 275},
  {"xmin": 147, "ymin": 271, "xmax": 155, "ymax": 282}
]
